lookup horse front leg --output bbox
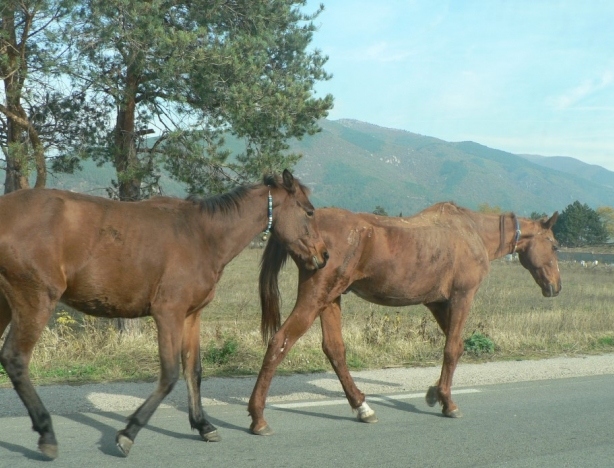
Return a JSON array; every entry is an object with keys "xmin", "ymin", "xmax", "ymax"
[
  {"xmin": 426, "ymin": 294, "xmax": 474, "ymax": 418},
  {"xmin": 181, "ymin": 310, "xmax": 219, "ymax": 442},
  {"xmin": 248, "ymin": 304, "xmax": 320, "ymax": 436},
  {"xmin": 320, "ymin": 298, "xmax": 376, "ymax": 423},
  {"xmin": 116, "ymin": 312, "xmax": 183, "ymax": 456}
]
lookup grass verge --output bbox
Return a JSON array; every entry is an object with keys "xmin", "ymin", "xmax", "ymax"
[{"xmin": 0, "ymin": 249, "xmax": 613, "ymax": 386}]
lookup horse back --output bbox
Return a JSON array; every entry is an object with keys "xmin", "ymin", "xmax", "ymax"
[
  {"xmin": 0, "ymin": 189, "xmax": 210, "ymax": 317},
  {"xmin": 0, "ymin": 188, "xmax": 190, "ymax": 258}
]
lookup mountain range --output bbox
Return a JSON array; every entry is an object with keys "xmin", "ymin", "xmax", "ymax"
[
  {"xmin": 23, "ymin": 118, "xmax": 614, "ymax": 217},
  {"xmin": 289, "ymin": 119, "xmax": 614, "ymax": 216}
]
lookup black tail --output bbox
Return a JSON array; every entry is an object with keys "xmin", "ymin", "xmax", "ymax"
[{"xmin": 259, "ymin": 234, "xmax": 290, "ymax": 344}]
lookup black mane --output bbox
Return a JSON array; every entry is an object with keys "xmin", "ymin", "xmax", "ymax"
[{"xmin": 187, "ymin": 174, "xmax": 289, "ymax": 215}]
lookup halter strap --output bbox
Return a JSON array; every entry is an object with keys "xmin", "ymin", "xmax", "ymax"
[
  {"xmin": 511, "ymin": 213, "xmax": 521, "ymax": 254},
  {"xmin": 261, "ymin": 189, "xmax": 273, "ymax": 241},
  {"xmin": 496, "ymin": 213, "xmax": 522, "ymax": 256}
]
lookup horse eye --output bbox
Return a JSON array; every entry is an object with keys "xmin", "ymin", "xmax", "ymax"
[
  {"xmin": 306, "ymin": 209, "xmax": 314, "ymax": 217},
  {"xmin": 552, "ymin": 245, "xmax": 559, "ymax": 252}
]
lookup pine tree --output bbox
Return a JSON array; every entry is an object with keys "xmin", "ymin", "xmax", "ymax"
[
  {"xmin": 596, "ymin": 206, "xmax": 614, "ymax": 241},
  {"xmin": 553, "ymin": 201, "xmax": 608, "ymax": 247},
  {"xmin": 64, "ymin": 0, "xmax": 333, "ymax": 199}
]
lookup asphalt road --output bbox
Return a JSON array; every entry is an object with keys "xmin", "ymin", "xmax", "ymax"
[{"xmin": 1, "ymin": 355, "xmax": 613, "ymax": 467}]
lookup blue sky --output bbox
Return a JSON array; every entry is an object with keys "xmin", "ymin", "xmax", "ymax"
[{"xmin": 306, "ymin": 1, "xmax": 614, "ymax": 172}]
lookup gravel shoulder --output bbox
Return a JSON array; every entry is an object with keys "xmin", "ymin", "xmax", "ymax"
[{"xmin": 1, "ymin": 354, "xmax": 613, "ymax": 417}]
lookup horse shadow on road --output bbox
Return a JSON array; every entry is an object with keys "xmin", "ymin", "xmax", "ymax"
[{"xmin": 0, "ymin": 369, "xmax": 438, "ymax": 459}]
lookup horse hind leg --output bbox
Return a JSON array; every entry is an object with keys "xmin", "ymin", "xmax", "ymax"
[
  {"xmin": 321, "ymin": 298, "xmax": 376, "ymax": 423},
  {"xmin": 181, "ymin": 311, "xmax": 219, "ymax": 442},
  {"xmin": 425, "ymin": 302, "xmax": 448, "ymax": 411},
  {"xmin": 0, "ymin": 293, "xmax": 12, "ymax": 339},
  {"xmin": 115, "ymin": 312, "xmax": 184, "ymax": 457},
  {"xmin": 0, "ymin": 293, "xmax": 59, "ymax": 459}
]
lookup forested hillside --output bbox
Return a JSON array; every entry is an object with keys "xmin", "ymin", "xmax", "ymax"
[{"xmin": 21, "ymin": 119, "xmax": 614, "ymax": 218}]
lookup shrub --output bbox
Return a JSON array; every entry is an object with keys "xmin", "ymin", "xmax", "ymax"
[
  {"xmin": 464, "ymin": 332, "xmax": 495, "ymax": 356},
  {"xmin": 204, "ymin": 338, "xmax": 239, "ymax": 365},
  {"xmin": 595, "ymin": 336, "xmax": 614, "ymax": 347}
]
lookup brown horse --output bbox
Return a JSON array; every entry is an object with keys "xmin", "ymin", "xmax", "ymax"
[
  {"xmin": 248, "ymin": 202, "xmax": 560, "ymax": 435},
  {"xmin": 0, "ymin": 170, "xmax": 328, "ymax": 459}
]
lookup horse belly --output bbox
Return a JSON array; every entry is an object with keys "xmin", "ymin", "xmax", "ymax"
[
  {"xmin": 349, "ymin": 283, "xmax": 438, "ymax": 307},
  {"xmin": 62, "ymin": 270, "xmax": 156, "ymax": 318},
  {"xmin": 60, "ymin": 296, "xmax": 145, "ymax": 318}
]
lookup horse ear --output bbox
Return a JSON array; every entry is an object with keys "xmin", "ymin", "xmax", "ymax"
[
  {"xmin": 543, "ymin": 211, "xmax": 559, "ymax": 229},
  {"xmin": 281, "ymin": 169, "xmax": 296, "ymax": 192}
]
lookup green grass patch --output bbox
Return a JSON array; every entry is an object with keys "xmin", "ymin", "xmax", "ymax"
[{"xmin": 346, "ymin": 353, "xmax": 366, "ymax": 370}]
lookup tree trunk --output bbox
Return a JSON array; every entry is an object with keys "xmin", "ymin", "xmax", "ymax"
[
  {"xmin": 114, "ymin": 71, "xmax": 142, "ymax": 333},
  {"xmin": 4, "ymin": 117, "xmax": 31, "ymax": 194},
  {"xmin": 32, "ymin": 131, "xmax": 46, "ymax": 188},
  {"xmin": 1, "ymin": 6, "xmax": 45, "ymax": 194},
  {"xmin": 4, "ymin": 157, "xmax": 30, "ymax": 193},
  {"xmin": 3, "ymin": 108, "xmax": 47, "ymax": 193},
  {"xmin": 114, "ymin": 69, "xmax": 142, "ymax": 202}
]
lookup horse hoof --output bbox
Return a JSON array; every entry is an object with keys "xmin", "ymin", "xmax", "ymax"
[
  {"xmin": 116, "ymin": 433, "xmax": 134, "ymax": 457},
  {"xmin": 251, "ymin": 424, "xmax": 274, "ymax": 436},
  {"xmin": 357, "ymin": 402, "xmax": 378, "ymax": 423},
  {"xmin": 201, "ymin": 429, "xmax": 221, "ymax": 442},
  {"xmin": 39, "ymin": 443, "xmax": 58, "ymax": 460},
  {"xmin": 425, "ymin": 386, "xmax": 439, "ymax": 407},
  {"xmin": 359, "ymin": 413, "xmax": 379, "ymax": 423},
  {"xmin": 444, "ymin": 408, "xmax": 463, "ymax": 418}
]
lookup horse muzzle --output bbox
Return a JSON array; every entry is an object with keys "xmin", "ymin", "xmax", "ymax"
[
  {"xmin": 542, "ymin": 282, "xmax": 561, "ymax": 298},
  {"xmin": 311, "ymin": 250, "xmax": 329, "ymax": 270}
]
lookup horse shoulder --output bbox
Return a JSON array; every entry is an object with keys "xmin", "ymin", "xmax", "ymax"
[{"xmin": 447, "ymin": 231, "xmax": 491, "ymax": 291}]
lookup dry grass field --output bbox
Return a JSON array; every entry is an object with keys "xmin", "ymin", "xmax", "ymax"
[{"xmin": 1, "ymin": 248, "xmax": 613, "ymax": 386}]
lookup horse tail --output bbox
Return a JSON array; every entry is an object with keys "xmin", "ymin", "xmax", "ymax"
[{"xmin": 259, "ymin": 234, "xmax": 290, "ymax": 344}]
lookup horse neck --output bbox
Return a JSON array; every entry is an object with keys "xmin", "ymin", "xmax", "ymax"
[
  {"xmin": 473, "ymin": 212, "xmax": 521, "ymax": 261},
  {"xmin": 199, "ymin": 185, "xmax": 271, "ymax": 264}
]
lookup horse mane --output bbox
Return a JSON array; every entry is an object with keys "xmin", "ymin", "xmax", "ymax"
[
  {"xmin": 265, "ymin": 173, "xmax": 312, "ymax": 196},
  {"xmin": 187, "ymin": 185, "xmax": 251, "ymax": 215},
  {"xmin": 413, "ymin": 201, "xmax": 470, "ymax": 226},
  {"xmin": 186, "ymin": 173, "xmax": 307, "ymax": 216},
  {"xmin": 259, "ymin": 233, "xmax": 291, "ymax": 343},
  {"xmin": 422, "ymin": 201, "xmax": 465, "ymax": 216},
  {"xmin": 425, "ymin": 204, "xmax": 519, "ymax": 256}
]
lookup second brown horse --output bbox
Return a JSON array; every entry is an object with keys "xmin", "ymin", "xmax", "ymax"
[{"xmin": 249, "ymin": 202, "xmax": 561, "ymax": 435}]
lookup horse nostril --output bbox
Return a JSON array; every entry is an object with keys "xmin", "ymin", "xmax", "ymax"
[{"xmin": 323, "ymin": 250, "xmax": 330, "ymax": 260}]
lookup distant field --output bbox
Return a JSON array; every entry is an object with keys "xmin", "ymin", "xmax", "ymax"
[{"xmin": 0, "ymin": 248, "xmax": 613, "ymax": 387}]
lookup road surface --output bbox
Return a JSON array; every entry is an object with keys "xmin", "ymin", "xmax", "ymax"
[{"xmin": 0, "ymin": 354, "xmax": 613, "ymax": 467}]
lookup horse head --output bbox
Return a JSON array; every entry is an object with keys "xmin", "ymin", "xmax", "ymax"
[
  {"xmin": 268, "ymin": 169, "xmax": 328, "ymax": 271},
  {"xmin": 516, "ymin": 212, "xmax": 561, "ymax": 297}
]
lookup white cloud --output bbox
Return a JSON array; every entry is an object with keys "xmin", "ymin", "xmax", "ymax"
[
  {"xmin": 550, "ymin": 71, "xmax": 614, "ymax": 109},
  {"xmin": 355, "ymin": 41, "xmax": 412, "ymax": 63}
]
